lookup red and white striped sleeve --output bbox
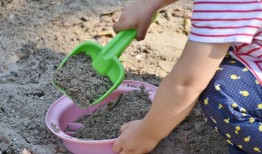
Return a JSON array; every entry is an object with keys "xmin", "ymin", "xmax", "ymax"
[
  {"xmin": 188, "ymin": 0, "xmax": 262, "ymax": 85},
  {"xmin": 189, "ymin": 0, "xmax": 262, "ymax": 44}
]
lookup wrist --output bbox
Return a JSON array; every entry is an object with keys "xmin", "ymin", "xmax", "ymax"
[
  {"xmin": 140, "ymin": 116, "xmax": 168, "ymax": 142},
  {"xmin": 143, "ymin": 0, "xmax": 161, "ymax": 13},
  {"xmin": 145, "ymin": 0, "xmax": 178, "ymax": 11}
]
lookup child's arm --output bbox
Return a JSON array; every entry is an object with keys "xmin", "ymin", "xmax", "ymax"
[
  {"xmin": 142, "ymin": 40, "xmax": 230, "ymax": 140},
  {"xmin": 113, "ymin": 0, "xmax": 178, "ymax": 40},
  {"xmin": 113, "ymin": 40, "xmax": 230, "ymax": 154}
]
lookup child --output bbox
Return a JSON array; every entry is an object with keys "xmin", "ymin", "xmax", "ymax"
[{"xmin": 112, "ymin": 0, "xmax": 262, "ymax": 154}]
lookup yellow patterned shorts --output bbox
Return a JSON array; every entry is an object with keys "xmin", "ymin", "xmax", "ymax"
[{"xmin": 199, "ymin": 53, "xmax": 262, "ymax": 154}]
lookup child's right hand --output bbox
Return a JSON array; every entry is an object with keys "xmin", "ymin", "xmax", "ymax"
[{"xmin": 113, "ymin": 0, "xmax": 158, "ymax": 41}]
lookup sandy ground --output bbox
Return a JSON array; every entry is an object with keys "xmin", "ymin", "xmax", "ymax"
[{"xmin": 0, "ymin": 0, "xmax": 228, "ymax": 153}]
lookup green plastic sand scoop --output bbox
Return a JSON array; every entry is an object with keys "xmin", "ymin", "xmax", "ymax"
[{"xmin": 54, "ymin": 29, "xmax": 136, "ymax": 106}]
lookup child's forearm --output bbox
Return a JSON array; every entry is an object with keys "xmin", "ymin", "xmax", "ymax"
[
  {"xmin": 141, "ymin": 73, "xmax": 200, "ymax": 141},
  {"xmin": 140, "ymin": 41, "xmax": 230, "ymax": 142}
]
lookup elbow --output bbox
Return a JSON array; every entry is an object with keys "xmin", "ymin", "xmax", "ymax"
[
  {"xmin": 166, "ymin": 73, "xmax": 208, "ymax": 95},
  {"xmin": 182, "ymin": 78, "xmax": 207, "ymax": 93}
]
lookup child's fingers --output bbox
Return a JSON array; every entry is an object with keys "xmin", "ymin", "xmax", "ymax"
[
  {"xmin": 112, "ymin": 138, "xmax": 122, "ymax": 153},
  {"xmin": 113, "ymin": 21, "xmax": 123, "ymax": 33},
  {"xmin": 120, "ymin": 122, "xmax": 130, "ymax": 133},
  {"xmin": 113, "ymin": 19, "xmax": 134, "ymax": 34},
  {"xmin": 136, "ymin": 21, "xmax": 151, "ymax": 41},
  {"xmin": 137, "ymin": 27, "xmax": 147, "ymax": 41}
]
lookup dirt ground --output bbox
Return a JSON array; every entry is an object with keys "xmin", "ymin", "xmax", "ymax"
[{"xmin": 0, "ymin": 0, "xmax": 228, "ymax": 153}]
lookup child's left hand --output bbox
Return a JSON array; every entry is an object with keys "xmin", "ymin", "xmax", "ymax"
[{"xmin": 112, "ymin": 120, "xmax": 159, "ymax": 154}]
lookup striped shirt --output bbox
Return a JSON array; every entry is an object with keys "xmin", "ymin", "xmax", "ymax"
[{"xmin": 189, "ymin": 0, "xmax": 262, "ymax": 85}]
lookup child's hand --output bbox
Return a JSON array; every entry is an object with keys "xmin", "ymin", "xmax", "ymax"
[
  {"xmin": 112, "ymin": 120, "xmax": 159, "ymax": 154},
  {"xmin": 113, "ymin": 0, "xmax": 158, "ymax": 41}
]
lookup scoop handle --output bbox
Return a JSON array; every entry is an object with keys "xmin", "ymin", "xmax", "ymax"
[
  {"xmin": 92, "ymin": 13, "xmax": 158, "ymax": 75},
  {"xmin": 102, "ymin": 29, "xmax": 136, "ymax": 58},
  {"xmin": 102, "ymin": 12, "xmax": 158, "ymax": 58}
]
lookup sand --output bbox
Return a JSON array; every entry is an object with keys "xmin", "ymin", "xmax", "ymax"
[{"xmin": 0, "ymin": 0, "xmax": 228, "ymax": 153}]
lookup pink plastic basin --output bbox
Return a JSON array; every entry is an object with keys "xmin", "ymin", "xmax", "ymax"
[{"xmin": 46, "ymin": 80, "xmax": 158, "ymax": 154}]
